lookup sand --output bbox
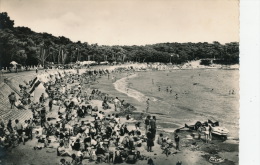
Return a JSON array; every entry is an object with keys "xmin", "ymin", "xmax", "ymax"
[{"xmin": 0, "ymin": 66, "xmax": 239, "ymax": 165}]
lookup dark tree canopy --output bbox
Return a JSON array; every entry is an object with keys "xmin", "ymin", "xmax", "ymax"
[
  {"xmin": 0, "ymin": 12, "xmax": 14, "ymax": 29},
  {"xmin": 0, "ymin": 12, "xmax": 239, "ymax": 69}
]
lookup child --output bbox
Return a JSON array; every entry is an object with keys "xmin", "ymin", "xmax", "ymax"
[
  {"xmin": 157, "ymin": 133, "xmax": 163, "ymax": 145},
  {"xmin": 147, "ymin": 158, "xmax": 154, "ymax": 165}
]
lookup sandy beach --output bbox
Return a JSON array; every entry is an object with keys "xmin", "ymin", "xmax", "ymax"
[
  {"xmin": 0, "ymin": 64, "xmax": 239, "ymax": 165},
  {"xmin": 87, "ymin": 67, "xmax": 239, "ymax": 164}
]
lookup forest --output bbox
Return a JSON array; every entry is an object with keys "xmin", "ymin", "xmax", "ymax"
[{"xmin": 0, "ymin": 12, "xmax": 239, "ymax": 69}]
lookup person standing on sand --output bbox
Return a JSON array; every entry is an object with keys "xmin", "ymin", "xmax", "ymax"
[
  {"xmin": 7, "ymin": 119, "xmax": 13, "ymax": 133},
  {"xmin": 174, "ymin": 133, "xmax": 180, "ymax": 151},
  {"xmin": 146, "ymin": 128, "xmax": 154, "ymax": 152},
  {"xmin": 197, "ymin": 126, "xmax": 202, "ymax": 140},
  {"xmin": 14, "ymin": 119, "xmax": 24, "ymax": 144},
  {"xmin": 204, "ymin": 122, "xmax": 210, "ymax": 143},
  {"xmin": 146, "ymin": 98, "xmax": 150, "ymax": 113},
  {"xmin": 144, "ymin": 116, "xmax": 150, "ymax": 133},
  {"xmin": 150, "ymin": 116, "xmax": 157, "ymax": 140},
  {"xmin": 0, "ymin": 118, "xmax": 5, "ymax": 137},
  {"xmin": 111, "ymin": 76, "xmax": 114, "ymax": 82},
  {"xmin": 114, "ymin": 97, "xmax": 120, "ymax": 111},
  {"xmin": 49, "ymin": 99, "xmax": 53, "ymax": 111},
  {"xmin": 8, "ymin": 92, "xmax": 17, "ymax": 109},
  {"xmin": 209, "ymin": 124, "xmax": 212, "ymax": 141}
]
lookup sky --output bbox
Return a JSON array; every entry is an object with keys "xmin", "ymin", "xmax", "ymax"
[{"xmin": 0, "ymin": 0, "xmax": 239, "ymax": 46}]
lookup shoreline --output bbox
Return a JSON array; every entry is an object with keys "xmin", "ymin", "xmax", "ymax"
[
  {"xmin": 111, "ymin": 69, "xmax": 239, "ymax": 138},
  {"xmin": 88, "ymin": 69, "xmax": 239, "ymax": 165},
  {"xmin": 113, "ymin": 73, "xmax": 158, "ymax": 103},
  {"xmin": 0, "ymin": 65, "xmax": 239, "ymax": 165}
]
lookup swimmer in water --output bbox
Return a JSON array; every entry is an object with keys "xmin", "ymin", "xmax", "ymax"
[
  {"xmin": 175, "ymin": 94, "xmax": 178, "ymax": 99},
  {"xmin": 169, "ymin": 86, "xmax": 172, "ymax": 94},
  {"xmin": 158, "ymin": 86, "xmax": 161, "ymax": 92}
]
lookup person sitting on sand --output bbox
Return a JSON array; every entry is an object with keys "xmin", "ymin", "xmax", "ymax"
[
  {"xmin": 176, "ymin": 161, "xmax": 182, "ymax": 165},
  {"xmin": 135, "ymin": 122, "xmax": 141, "ymax": 130},
  {"xmin": 161, "ymin": 138, "xmax": 172, "ymax": 156},
  {"xmin": 59, "ymin": 158, "xmax": 68, "ymax": 165},
  {"xmin": 147, "ymin": 158, "xmax": 155, "ymax": 165},
  {"xmin": 71, "ymin": 153, "xmax": 83, "ymax": 165},
  {"xmin": 157, "ymin": 133, "xmax": 164, "ymax": 145},
  {"xmin": 57, "ymin": 142, "xmax": 71, "ymax": 156},
  {"xmin": 102, "ymin": 100, "xmax": 110, "ymax": 110},
  {"xmin": 114, "ymin": 114, "xmax": 120, "ymax": 125},
  {"xmin": 39, "ymin": 93, "xmax": 45, "ymax": 104},
  {"xmin": 114, "ymin": 150, "xmax": 123, "ymax": 164},
  {"xmin": 96, "ymin": 143, "xmax": 107, "ymax": 163}
]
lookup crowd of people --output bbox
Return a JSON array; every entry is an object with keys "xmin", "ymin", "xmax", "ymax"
[{"xmin": 0, "ymin": 66, "xmax": 184, "ymax": 165}]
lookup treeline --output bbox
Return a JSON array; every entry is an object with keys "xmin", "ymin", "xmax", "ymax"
[{"xmin": 0, "ymin": 12, "xmax": 239, "ymax": 69}]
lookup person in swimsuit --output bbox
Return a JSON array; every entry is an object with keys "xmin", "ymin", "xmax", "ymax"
[
  {"xmin": 146, "ymin": 98, "xmax": 150, "ymax": 113},
  {"xmin": 204, "ymin": 122, "xmax": 210, "ymax": 143}
]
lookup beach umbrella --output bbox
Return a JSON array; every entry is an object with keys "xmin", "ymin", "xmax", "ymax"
[{"xmin": 10, "ymin": 61, "xmax": 18, "ymax": 65}]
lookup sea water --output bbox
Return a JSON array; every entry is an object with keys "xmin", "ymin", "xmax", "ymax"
[{"xmin": 114, "ymin": 69, "xmax": 239, "ymax": 138}]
